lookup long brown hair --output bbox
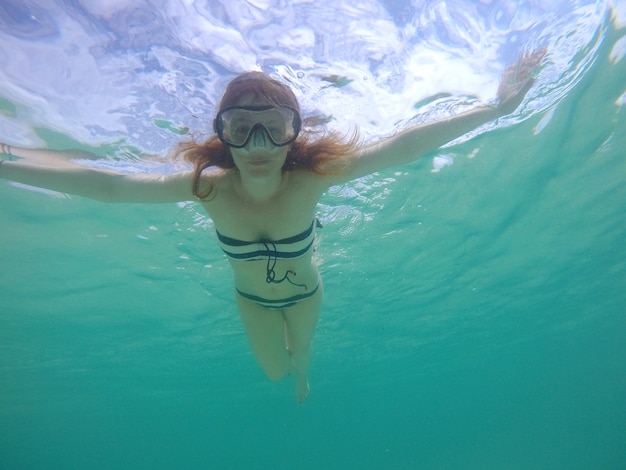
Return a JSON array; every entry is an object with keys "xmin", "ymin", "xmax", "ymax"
[{"xmin": 173, "ymin": 71, "xmax": 359, "ymax": 199}]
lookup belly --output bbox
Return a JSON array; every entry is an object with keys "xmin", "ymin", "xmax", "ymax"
[{"xmin": 228, "ymin": 254, "xmax": 319, "ymax": 299}]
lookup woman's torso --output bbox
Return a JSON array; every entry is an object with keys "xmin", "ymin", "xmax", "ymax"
[{"xmin": 200, "ymin": 169, "xmax": 328, "ymax": 299}]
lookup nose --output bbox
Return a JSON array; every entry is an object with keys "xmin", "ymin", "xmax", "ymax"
[{"xmin": 249, "ymin": 124, "xmax": 269, "ymax": 148}]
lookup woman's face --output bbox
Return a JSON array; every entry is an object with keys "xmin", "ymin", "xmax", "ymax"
[{"xmin": 226, "ymin": 94, "xmax": 292, "ymax": 176}]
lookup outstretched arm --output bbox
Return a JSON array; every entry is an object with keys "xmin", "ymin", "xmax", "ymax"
[
  {"xmin": 335, "ymin": 49, "xmax": 546, "ymax": 182},
  {"xmin": 0, "ymin": 145, "xmax": 194, "ymax": 203}
]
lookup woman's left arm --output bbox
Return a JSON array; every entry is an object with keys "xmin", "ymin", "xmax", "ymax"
[
  {"xmin": 336, "ymin": 49, "xmax": 546, "ymax": 181},
  {"xmin": 0, "ymin": 145, "xmax": 195, "ymax": 203}
]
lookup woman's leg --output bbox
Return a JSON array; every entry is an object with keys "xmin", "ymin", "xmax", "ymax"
[
  {"xmin": 283, "ymin": 282, "xmax": 323, "ymax": 403},
  {"xmin": 236, "ymin": 295, "xmax": 291, "ymax": 381},
  {"xmin": 235, "ymin": 283, "xmax": 323, "ymax": 403}
]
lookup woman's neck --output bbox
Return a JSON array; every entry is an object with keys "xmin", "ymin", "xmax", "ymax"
[{"xmin": 236, "ymin": 170, "xmax": 288, "ymax": 204}]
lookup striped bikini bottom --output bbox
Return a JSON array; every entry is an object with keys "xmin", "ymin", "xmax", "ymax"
[{"xmin": 236, "ymin": 284, "xmax": 319, "ymax": 310}]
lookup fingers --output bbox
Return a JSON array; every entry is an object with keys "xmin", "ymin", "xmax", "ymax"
[
  {"xmin": 496, "ymin": 47, "xmax": 547, "ymax": 107},
  {"xmin": 1, "ymin": 143, "xmax": 13, "ymax": 157}
]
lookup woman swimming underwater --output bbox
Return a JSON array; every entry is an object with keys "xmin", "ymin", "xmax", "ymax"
[{"xmin": 0, "ymin": 49, "xmax": 545, "ymax": 402}]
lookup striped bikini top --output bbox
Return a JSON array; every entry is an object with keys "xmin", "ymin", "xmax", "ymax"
[{"xmin": 215, "ymin": 219, "xmax": 316, "ymax": 261}]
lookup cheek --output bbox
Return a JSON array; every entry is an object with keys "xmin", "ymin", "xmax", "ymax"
[
  {"xmin": 277, "ymin": 147, "xmax": 290, "ymax": 165},
  {"xmin": 229, "ymin": 148, "xmax": 247, "ymax": 162}
]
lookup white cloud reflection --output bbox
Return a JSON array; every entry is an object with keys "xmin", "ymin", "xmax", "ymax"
[{"xmin": 0, "ymin": 0, "xmax": 610, "ymax": 154}]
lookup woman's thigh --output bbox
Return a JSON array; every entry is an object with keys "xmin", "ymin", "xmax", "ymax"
[
  {"xmin": 236, "ymin": 294, "xmax": 290, "ymax": 380},
  {"xmin": 283, "ymin": 281, "xmax": 323, "ymax": 354}
]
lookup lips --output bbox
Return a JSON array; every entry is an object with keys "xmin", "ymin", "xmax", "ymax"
[{"xmin": 249, "ymin": 159, "xmax": 270, "ymax": 166}]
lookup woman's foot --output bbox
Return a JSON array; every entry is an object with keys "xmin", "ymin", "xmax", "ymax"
[{"xmin": 295, "ymin": 375, "xmax": 310, "ymax": 403}]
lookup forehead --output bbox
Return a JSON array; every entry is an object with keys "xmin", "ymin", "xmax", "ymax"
[{"xmin": 232, "ymin": 93, "xmax": 256, "ymax": 107}]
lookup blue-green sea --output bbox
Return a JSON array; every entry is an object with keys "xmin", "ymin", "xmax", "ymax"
[{"xmin": 1, "ymin": 1, "xmax": 625, "ymax": 469}]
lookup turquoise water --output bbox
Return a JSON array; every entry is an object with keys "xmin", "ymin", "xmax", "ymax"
[{"xmin": 2, "ymin": 2, "xmax": 626, "ymax": 469}]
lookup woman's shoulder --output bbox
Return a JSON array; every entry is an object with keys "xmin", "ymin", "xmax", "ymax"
[
  {"xmin": 191, "ymin": 166, "xmax": 234, "ymax": 201},
  {"xmin": 287, "ymin": 167, "xmax": 328, "ymax": 185},
  {"xmin": 199, "ymin": 166, "xmax": 233, "ymax": 185}
]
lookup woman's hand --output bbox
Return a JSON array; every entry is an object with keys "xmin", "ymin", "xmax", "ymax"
[{"xmin": 495, "ymin": 47, "xmax": 547, "ymax": 115}]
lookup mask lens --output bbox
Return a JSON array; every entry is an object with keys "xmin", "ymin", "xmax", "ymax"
[{"xmin": 215, "ymin": 106, "xmax": 300, "ymax": 148}]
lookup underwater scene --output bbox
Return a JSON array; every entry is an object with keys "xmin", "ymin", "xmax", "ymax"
[{"xmin": 1, "ymin": 1, "xmax": 625, "ymax": 468}]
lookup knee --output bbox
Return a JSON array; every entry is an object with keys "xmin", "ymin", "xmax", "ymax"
[
  {"xmin": 262, "ymin": 364, "xmax": 288, "ymax": 382},
  {"xmin": 258, "ymin": 352, "xmax": 290, "ymax": 381}
]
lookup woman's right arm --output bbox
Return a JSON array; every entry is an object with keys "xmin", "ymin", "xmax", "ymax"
[{"xmin": 0, "ymin": 145, "xmax": 194, "ymax": 203}]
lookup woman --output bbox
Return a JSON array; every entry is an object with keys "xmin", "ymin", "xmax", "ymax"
[{"xmin": 0, "ymin": 51, "xmax": 544, "ymax": 402}]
